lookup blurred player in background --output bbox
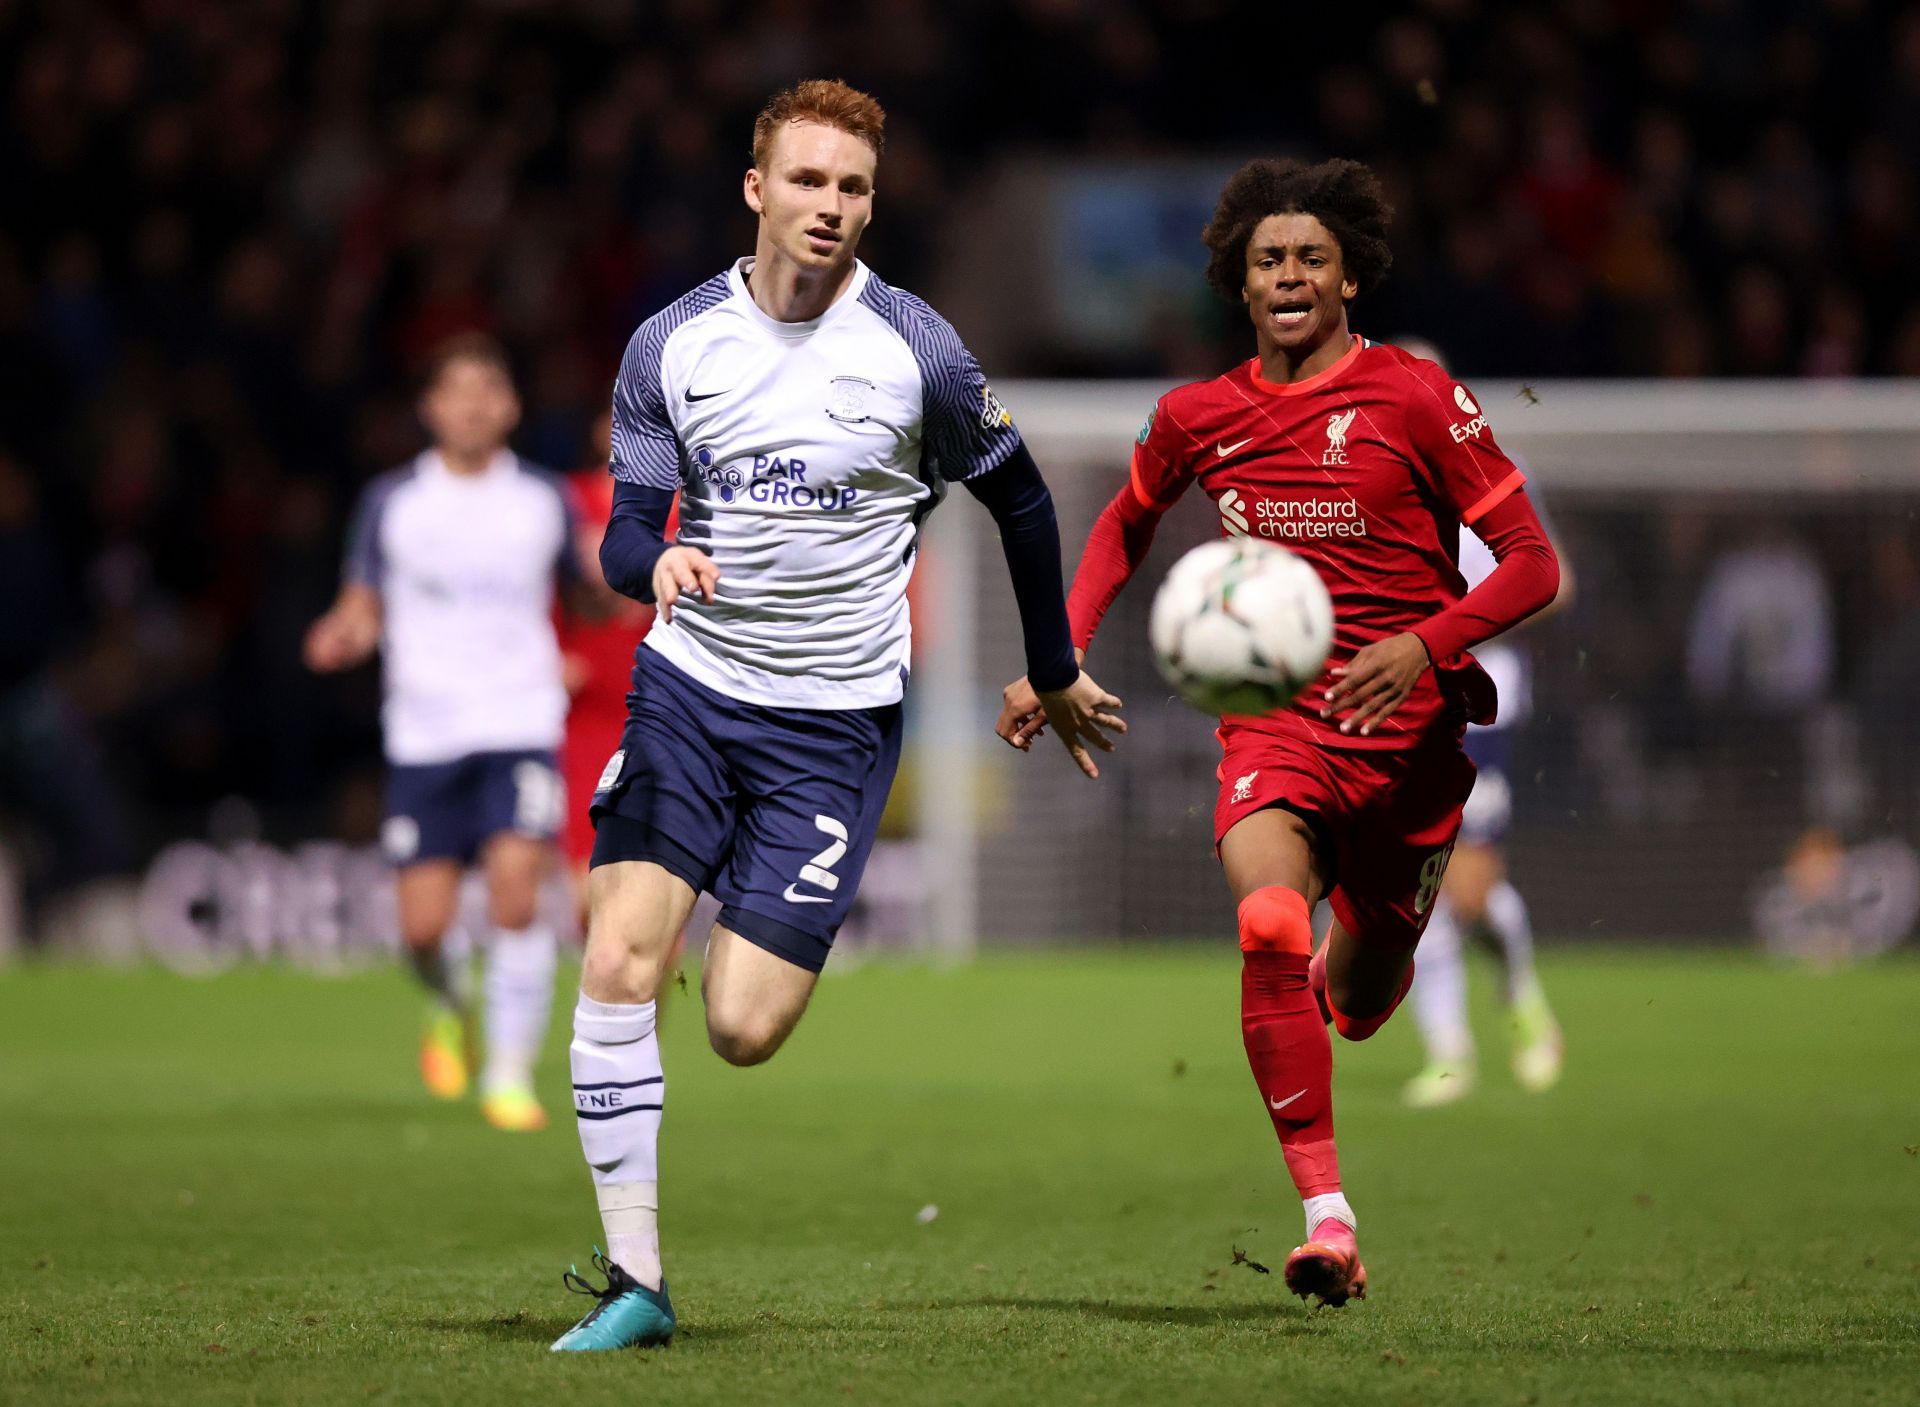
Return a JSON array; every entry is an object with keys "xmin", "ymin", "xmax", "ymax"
[
  {"xmin": 1000, "ymin": 160, "xmax": 1560, "ymax": 1307},
  {"xmin": 549, "ymin": 79, "xmax": 1122, "ymax": 1352},
  {"xmin": 306, "ymin": 334, "xmax": 585, "ymax": 1134},
  {"xmin": 1391, "ymin": 339, "xmax": 1569, "ymax": 1109}
]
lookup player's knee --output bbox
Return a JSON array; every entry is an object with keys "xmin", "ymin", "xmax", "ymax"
[
  {"xmin": 579, "ymin": 881, "xmax": 678, "ymax": 1002},
  {"xmin": 487, "ymin": 881, "xmax": 539, "ymax": 932},
  {"xmin": 398, "ymin": 905, "xmax": 453, "ymax": 951},
  {"xmin": 705, "ymin": 1010, "xmax": 786, "ymax": 1067},
  {"xmin": 1324, "ymin": 955, "xmax": 1414, "ymax": 1040},
  {"xmin": 1325, "ymin": 976, "xmax": 1386, "ymax": 1026},
  {"xmin": 579, "ymin": 927, "xmax": 667, "ymax": 1005},
  {"xmin": 1238, "ymin": 885, "xmax": 1313, "ymax": 956}
]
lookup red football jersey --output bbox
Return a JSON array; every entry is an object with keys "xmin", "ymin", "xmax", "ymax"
[{"xmin": 1128, "ymin": 336, "xmax": 1523, "ymax": 750}]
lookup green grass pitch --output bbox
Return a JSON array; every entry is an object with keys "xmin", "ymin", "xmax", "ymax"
[{"xmin": 3, "ymin": 948, "xmax": 1917, "ymax": 1406}]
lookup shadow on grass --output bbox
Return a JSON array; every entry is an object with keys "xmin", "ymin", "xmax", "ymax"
[
  {"xmin": 687, "ymin": 1297, "xmax": 1313, "ymax": 1338},
  {"xmin": 929, "ymin": 1296, "xmax": 1318, "ymax": 1331},
  {"xmin": 418, "ymin": 1294, "xmax": 1321, "ymax": 1348},
  {"xmin": 417, "ymin": 1310, "xmax": 575, "ymax": 1344}
]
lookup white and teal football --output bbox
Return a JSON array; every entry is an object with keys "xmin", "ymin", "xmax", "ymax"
[{"xmin": 1149, "ymin": 538, "xmax": 1335, "ymax": 716}]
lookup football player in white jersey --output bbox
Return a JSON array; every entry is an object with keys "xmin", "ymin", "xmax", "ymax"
[
  {"xmin": 549, "ymin": 80, "xmax": 1123, "ymax": 1352},
  {"xmin": 306, "ymin": 335, "xmax": 585, "ymax": 1133},
  {"xmin": 1391, "ymin": 341, "xmax": 1571, "ymax": 1108}
]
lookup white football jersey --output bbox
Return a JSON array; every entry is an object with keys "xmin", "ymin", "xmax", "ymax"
[
  {"xmin": 346, "ymin": 450, "xmax": 577, "ymax": 764},
  {"xmin": 609, "ymin": 258, "xmax": 1021, "ymax": 709}
]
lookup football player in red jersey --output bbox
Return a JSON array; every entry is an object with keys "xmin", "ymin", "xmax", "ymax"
[{"xmin": 998, "ymin": 159, "xmax": 1560, "ymax": 1306}]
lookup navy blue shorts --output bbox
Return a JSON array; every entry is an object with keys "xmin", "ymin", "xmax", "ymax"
[
  {"xmin": 588, "ymin": 648, "xmax": 904, "ymax": 973},
  {"xmin": 1459, "ymin": 728, "xmax": 1513, "ymax": 846},
  {"xmin": 382, "ymin": 749, "xmax": 564, "ymax": 867}
]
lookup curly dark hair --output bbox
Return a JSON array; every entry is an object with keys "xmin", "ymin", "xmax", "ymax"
[{"xmin": 1200, "ymin": 158, "xmax": 1394, "ymax": 304}]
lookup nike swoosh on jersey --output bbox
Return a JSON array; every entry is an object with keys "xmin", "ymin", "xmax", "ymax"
[
  {"xmin": 684, "ymin": 386, "xmax": 730, "ymax": 403},
  {"xmin": 1216, "ymin": 438, "xmax": 1253, "ymax": 456},
  {"xmin": 782, "ymin": 885, "xmax": 831, "ymax": 904},
  {"xmin": 1268, "ymin": 1088, "xmax": 1308, "ymax": 1111}
]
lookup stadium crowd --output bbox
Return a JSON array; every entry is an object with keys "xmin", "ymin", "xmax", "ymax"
[{"xmin": 2, "ymin": 0, "xmax": 1918, "ymax": 911}]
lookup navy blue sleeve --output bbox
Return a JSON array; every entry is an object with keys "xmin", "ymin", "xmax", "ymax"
[
  {"xmin": 963, "ymin": 443, "xmax": 1079, "ymax": 693},
  {"xmin": 599, "ymin": 480, "xmax": 677, "ymax": 602},
  {"xmin": 342, "ymin": 469, "xmax": 406, "ymax": 588}
]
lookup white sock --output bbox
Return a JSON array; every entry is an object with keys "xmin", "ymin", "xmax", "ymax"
[
  {"xmin": 572, "ymin": 995, "xmax": 664, "ymax": 1289},
  {"xmin": 482, "ymin": 923, "xmax": 557, "ymax": 1094},
  {"xmin": 598, "ymin": 1181, "xmax": 660, "ymax": 1292},
  {"xmin": 1410, "ymin": 900, "xmax": 1474, "ymax": 1064},
  {"xmin": 1302, "ymin": 1191, "xmax": 1357, "ymax": 1238},
  {"xmin": 1484, "ymin": 881, "xmax": 1539, "ymax": 1004}
]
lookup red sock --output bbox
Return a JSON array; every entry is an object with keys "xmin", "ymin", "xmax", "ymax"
[{"xmin": 1238, "ymin": 887, "xmax": 1340, "ymax": 1198}]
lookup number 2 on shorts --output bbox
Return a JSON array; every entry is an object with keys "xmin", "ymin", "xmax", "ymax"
[{"xmin": 794, "ymin": 815, "xmax": 849, "ymax": 894}]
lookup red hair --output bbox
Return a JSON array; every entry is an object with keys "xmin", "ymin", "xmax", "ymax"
[{"xmin": 752, "ymin": 79, "xmax": 886, "ymax": 167}]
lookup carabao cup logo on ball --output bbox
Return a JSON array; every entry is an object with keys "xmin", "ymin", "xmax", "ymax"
[{"xmin": 1149, "ymin": 538, "xmax": 1335, "ymax": 717}]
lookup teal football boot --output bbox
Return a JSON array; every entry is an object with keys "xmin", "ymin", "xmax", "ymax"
[{"xmin": 549, "ymin": 1249, "xmax": 675, "ymax": 1352}]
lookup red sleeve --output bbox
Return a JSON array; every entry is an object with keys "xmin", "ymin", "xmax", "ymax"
[
  {"xmin": 1066, "ymin": 482, "xmax": 1167, "ymax": 651},
  {"xmin": 1403, "ymin": 367, "xmax": 1525, "ymax": 524},
  {"xmin": 1128, "ymin": 396, "xmax": 1198, "ymax": 511},
  {"xmin": 1065, "ymin": 397, "xmax": 1194, "ymax": 651},
  {"xmin": 1410, "ymin": 490, "xmax": 1560, "ymax": 663}
]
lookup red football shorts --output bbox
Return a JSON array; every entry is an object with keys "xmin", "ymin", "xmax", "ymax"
[{"xmin": 1213, "ymin": 722, "xmax": 1477, "ymax": 951}]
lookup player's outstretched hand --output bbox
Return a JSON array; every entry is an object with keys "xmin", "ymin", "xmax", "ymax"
[
  {"xmin": 302, "ymin": 602, "xmax": 379, "ymax": 673},
  {"xmin": 1321, "ymin": 631, "xmax": 1431, "ymax": 736},
  {"xmin": 996, "ymin": 651, "xmax": 1096, "ymax": 753},
  {"xmin": 1025, "ymin": 672, "xmax": 1125, "ymax": 779},
  {"xmin": 652, "ymin": 546, "xmax": 720, "ymax": 623}
]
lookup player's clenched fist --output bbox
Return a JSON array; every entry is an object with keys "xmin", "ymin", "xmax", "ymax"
[{"xmin": 651, "ymin": 545, "xmax": 720, "ymax": 623}]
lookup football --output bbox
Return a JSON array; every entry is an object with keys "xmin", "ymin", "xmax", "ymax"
[{"xmin": 1149, "ymin": 538, "xmax": 1335, "ymax": 716}]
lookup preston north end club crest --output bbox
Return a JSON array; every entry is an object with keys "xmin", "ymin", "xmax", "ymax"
[{"xmin": 827, "ymin": 375, "xmax": 874, "ymax": 423}]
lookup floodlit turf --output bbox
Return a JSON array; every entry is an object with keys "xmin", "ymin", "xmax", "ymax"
[{"xmin": 2, "ymin": 948, "xmax": 1917, "ymax": 1407}]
